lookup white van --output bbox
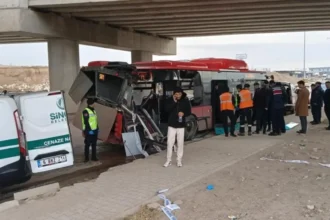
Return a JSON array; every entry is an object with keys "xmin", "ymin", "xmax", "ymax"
[{"xmin": 0, "ymin": 91, "xmax": 74, "ymax": 187}]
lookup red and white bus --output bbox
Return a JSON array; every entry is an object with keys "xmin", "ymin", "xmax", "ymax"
[{"xmin": 133, "ymin": 58, "xmax": 267, "ymax": 140}]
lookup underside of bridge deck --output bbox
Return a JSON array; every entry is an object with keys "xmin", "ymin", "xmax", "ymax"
[{"xmin": 28, "ymin": 0, "xmax": 330, "ymax": 37}]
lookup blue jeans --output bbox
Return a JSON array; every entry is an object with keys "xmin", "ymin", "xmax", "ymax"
[{"xmin": 299, "ymin": 116, "xmax": 307, "ymax": 133}]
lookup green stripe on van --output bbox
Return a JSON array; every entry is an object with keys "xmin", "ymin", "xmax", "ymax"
[
  {"xmin": 0, "ymin": 138, "xmax": 19, "ymax": 148},
  {"xmin": 27, "ymin": 134, "xmax": 71, "ymax": 150},
  {"xmin": 0, "ymin": 147, "xmax": 20, "ymax": 159}
]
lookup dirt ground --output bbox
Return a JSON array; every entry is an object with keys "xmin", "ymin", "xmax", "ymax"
[
  {"xmin": 128, "ymin": 121, "xmax": 330, "ymax": 220},
  {"xmin": 0, "ymin": 66, "xmax": 49, "ymax": 91}
]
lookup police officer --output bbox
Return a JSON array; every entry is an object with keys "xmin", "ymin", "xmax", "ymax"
[
  {"xmin": 220, "ymin": 86, "xmax": 237, "ymax": 137},
  {"xmin": 268, "ymin": 81, "xmax": 286, "ymax": 136},
  {"xmin": 236, "ymin": 84, "xmax": 253, "ymax": 136},
  {"xmin": 82, "ymin": 98, "xmax": 99, "ymax": 162}
]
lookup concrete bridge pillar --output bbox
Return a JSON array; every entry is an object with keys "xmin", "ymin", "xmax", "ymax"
[
  {"xmin": 131, "ymin": 50, "xmax": 153, "ymax": 63},
  {"xmin": 48, "ymin": 39, "xmax": 80, "ymax": 114}
]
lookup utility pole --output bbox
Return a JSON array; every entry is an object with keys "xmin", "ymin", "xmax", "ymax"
[{"xmin": 303, "ymin": 31, "xmax": 306, "ymax": 79}]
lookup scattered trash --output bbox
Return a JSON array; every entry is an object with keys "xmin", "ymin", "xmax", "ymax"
[
  {"xmin": 299, "ymin": 143, "xmax": 306, "ymax": 147},
  {"xmin": 161, "ymin": 206, "xmax": 178, "ymax": 220},
  {"xmin": 260, "ymin": 157, "xmax": 310, "ymax": 164},
  {"xmin": 206, "ymin": 184, "xmax": 214, "ymax": 190},
  {"xmin": 285, "ymin": 122, "xmax": 299, "ymax": 130},
  {"xmin": 228, "ymin": 215, "xmax": 238, "ymax": 220},
  {"xmin": 307, "ymin": 205, "xmax": 315, "ymax": 210},
  {"xmin": 158, "ymin": 194, "xmax": 180, "ymax": 220},
  {"xmin": 166, "ymin": 204, "xmax": 181, "ymax": 211},
  {"xmin": 309, "ymin": 155, "xmax": 320, "ymax": 160},
  {"xmin": 319, "ymin": 163, "xmax": 330, "ymax": 168},
  {"xmin": 157, "ymin": 189, "xmax": 169, "ymax": 194}
]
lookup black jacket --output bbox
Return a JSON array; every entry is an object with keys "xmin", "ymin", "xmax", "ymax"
[
  {"xmin": 253, "ymin": 88, "xmax": 268, "ymax": 109},
  {"xmin": 311, "ymin": 86, "xmax": 324, "ymax": 107},
  {"xmin": 269, "ymin": 86, "xmax": 286, "ymax": 109},
  {"xmin": 324, "ymin": 89, "xmax": 330, "ymax": 107},
  {"xmin": 165, "ymin": 92, "xmax": 192, "ymax": 128}
]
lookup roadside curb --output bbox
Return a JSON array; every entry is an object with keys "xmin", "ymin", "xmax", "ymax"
[
  {"xmin": 113, "ymin": 140, "xmax": 281, "ymax": 219},
  {"xmin": 14, "ymin": 183, "xmax": 60, "ymax": 203},
  {"xmin": 0, "ymin": 200, "xmax": 19, "ymax": 213}
]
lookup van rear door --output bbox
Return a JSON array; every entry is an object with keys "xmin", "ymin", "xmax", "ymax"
[
  {"xmin": 17, "ymin": 91, "xmax": 74, "ymax": 173},
  {"xmin": 0, "ymin": 97, "xmax": 21, "ymax": 175}
]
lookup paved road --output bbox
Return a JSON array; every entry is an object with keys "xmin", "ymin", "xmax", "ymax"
[{"xmin": 0, "ymin": 114, "xmax": 303, "ymax": 220}]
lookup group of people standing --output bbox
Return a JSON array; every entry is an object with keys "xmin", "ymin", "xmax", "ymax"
[
  {"xmin": 219, "ymin": 79, "xmax": 288, "ymax": 137},
  {"xmin": 296, "ymin": 81, "xmax": 330, "ymax": 133},
  {"xmin": 80, "ymin": 81, "xmax": 330, "ymax": 168}
]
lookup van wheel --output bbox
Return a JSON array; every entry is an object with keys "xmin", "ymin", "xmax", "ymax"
[{"xmin": 185, "ymin": 115, "xmax": 198, "ymax": 141}]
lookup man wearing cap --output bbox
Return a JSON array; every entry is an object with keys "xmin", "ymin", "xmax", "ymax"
[
  {"xmin": 164, "ymin": 87, "xmax": 191, "ymax": 168},
  {"xmin": 82, "ymin": 98, "xmax": 99, "ymax": 162}
]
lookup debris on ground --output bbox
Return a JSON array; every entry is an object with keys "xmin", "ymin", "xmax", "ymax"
[
  {"xmin": 307, "ymin": 205, "xmax": 315, "ymax": 210},
  {"xmin": 158, "ymin": 194, "xmax": 181, "ymax": 219},
  {"xmin": 157, "ymin": 189, "xmax": 169, "ymax": 194},
  {"xmin": 123, "ymin": 205, "xmax": 160, "ymax": 220},
  {"xmin": 206, "ymin": 184, "xmax": 214, "ymax": 190},
  {"xmin": 260, "ymin": 157, "xmax": 310, "ymax": 165}
]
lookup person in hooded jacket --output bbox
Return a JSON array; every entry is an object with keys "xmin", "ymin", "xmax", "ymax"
[{"xmin": 163, "ymin": 87, "xmax": 191, "ymax": 168}]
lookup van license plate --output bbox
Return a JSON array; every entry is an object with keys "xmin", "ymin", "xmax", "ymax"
[{"xmin": 37, "ymin": 155, "xmax": 67, "ymax": 168}]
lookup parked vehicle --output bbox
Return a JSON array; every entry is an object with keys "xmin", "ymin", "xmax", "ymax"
[
  {"xmin": 133, "ymin": 58, "xmax": 267, "ymax": 140},
  {"xmin": 0, "ymin": 91, "xmax": 74, "ymax": 187}
]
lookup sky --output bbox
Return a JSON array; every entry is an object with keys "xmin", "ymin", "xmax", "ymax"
[{"xmin": 1, "ymin": 31, "xmax": 330, "ymax": 70}]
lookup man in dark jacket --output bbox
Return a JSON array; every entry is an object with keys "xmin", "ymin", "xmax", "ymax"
[
  {"xmin": 324, "ymin": 81, "xmax": 330, "ymax": 130},
  {"xmin": 264, "ymin": 80, "xmax": 272, "ymax": 132},
  {"xmin": 82, "ymin": 98, "xmax": 99, "ymax": 162},
  {"xmin": 253, "ymin": 82, "xmax": 268, "ymax": 134},
  {"xmin": 311, "ymin": 82, "xmax": 324, "ymax": 124},
  {"xmin": 269, "ymin": 81, "xmax": 286, "ymax": 136},
  {"xmin": 164, "ymin": 87, "xmax": 191, "ymax": 168}
]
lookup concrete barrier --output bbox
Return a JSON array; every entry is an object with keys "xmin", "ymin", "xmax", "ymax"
[
  {"xmin": 14, "ymin": 183, "xmax": 60, "ymax": 202},
  {"xmin": 0, "ymin": 200, "xmax": 19, "ymax": 213}
]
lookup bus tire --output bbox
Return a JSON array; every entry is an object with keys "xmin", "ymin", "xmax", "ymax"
[{"xmin": 185, "ymin": 115, "xmax": 198, "ymax": 141}]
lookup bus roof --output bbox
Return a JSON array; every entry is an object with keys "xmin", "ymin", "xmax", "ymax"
[
  {"xmin": 134, "ymin": 58, "xmax": 249, "ymax": 71},
  {"xmin": 134, "ymin": 60, "xmax": 209, "ymax": 70}
]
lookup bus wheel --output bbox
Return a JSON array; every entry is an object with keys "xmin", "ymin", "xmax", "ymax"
[{"xmin": 185, "ymin": 115, "xmax": 198, "ymax": 141}]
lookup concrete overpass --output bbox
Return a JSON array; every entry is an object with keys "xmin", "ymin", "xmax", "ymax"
[{"xmin": 1, "ymin": 0, "xmax": 330, "ymax": 112}]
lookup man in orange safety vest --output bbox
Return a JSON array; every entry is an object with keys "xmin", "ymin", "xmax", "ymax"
[
  {"xmin": 236, "ymin": 84, "xmax": 253, "ymax": 136},
  {"xmin": 219, "ymin": 86, "xmax": 237, "ymax": 137}
]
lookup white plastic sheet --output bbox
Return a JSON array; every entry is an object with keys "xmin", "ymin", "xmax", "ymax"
[{"xmin": 158, "ymin": 194, "xmax": 180, "ymax": 220}]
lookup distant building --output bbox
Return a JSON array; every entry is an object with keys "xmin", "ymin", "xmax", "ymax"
[
  {"xmin": 309, "ymin": 67, "xmax": 330, "ymax": 76},
  {"xmin": 274, "ymin": 70, "xmax": 312, "ymax": 78}
]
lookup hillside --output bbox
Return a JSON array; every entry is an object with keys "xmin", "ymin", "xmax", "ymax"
[
  {"xmin": 0, "ymin": 66, "xmax": 49, "ymax": 91},
  {"xmin": 0, "ymin": 66, "xmax": 300, "ymax": 92}
]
